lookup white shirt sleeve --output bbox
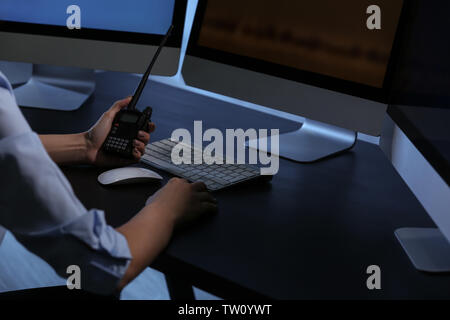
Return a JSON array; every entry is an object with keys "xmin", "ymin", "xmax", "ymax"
[
  {"xmin": 0, "ymin": 72, "xmax": 31, "ymax": 139},
  {"xmin": 0, "ymin": 72, "xmax": 132, "ymax": 295}
]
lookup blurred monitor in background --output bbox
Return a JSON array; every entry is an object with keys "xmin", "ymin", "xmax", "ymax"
[
  {"xmin": 197, "ymin": 0, "xmax": 403, "ymax": 88},
  {"xmin": 184, "ymin": 0, "xmax": 404, "ymax": 161}
]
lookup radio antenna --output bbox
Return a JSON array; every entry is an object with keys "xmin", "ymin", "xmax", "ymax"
[{"xmin": 127, "ymin": 24, "xmax": 174, "ymax": 110}]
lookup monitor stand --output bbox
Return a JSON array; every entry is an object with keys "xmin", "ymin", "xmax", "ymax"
[
  {"xmin": 395, "ymin": 228, "xmax": 450, "ymax": 273},
  {"xmin": 0, "ymin": 61, "xmax": 32, "ymax": 86},
  {"xmin": 246, "ymin": 118, "xmax": 357, "ymax": 162},
  {"xmin": 13, "ymin": 64, "xmax": 95, "ymax": 111}
]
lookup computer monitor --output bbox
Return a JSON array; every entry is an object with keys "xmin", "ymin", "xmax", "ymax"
[
  {"xmin": 182, "ymin": 0, "xmax": 405, "ymax": 162},
  {"xmin": 381, "ymin": 1, "xmax": 450, "ymax": 273},
  {"xmin": 0, "ymin": 0, "xmax": 187, "ymax": 110}
]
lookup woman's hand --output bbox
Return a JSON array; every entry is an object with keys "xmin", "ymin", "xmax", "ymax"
[
  {"xmin": 41, "ymin": 97, "xmax": 155, "ymax": 166},
  {"xmin": 115, "ymin": 178, "xmax": 217, "ymax": 291},
  {"xmin": 84, "ymin": 97, "xmax": 155, "ymax": 167},
  {"xmin": 147, "ymin": 178, "xmax": 218, "ymax": 228}
]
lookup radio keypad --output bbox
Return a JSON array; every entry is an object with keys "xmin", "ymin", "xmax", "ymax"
[{"xmin": 105, "ymin": 136, "xmax": 130, "ymax": 152}]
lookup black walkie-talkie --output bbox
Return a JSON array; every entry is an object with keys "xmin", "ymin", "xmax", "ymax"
[{"xmin": 102, "ymin": 25, "xmax": 174, "ymax": 158}]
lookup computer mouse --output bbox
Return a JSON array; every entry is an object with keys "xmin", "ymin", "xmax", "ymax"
[{"xmin": 98, "ymin": 167, "xmax": 163, "ymax": 186}]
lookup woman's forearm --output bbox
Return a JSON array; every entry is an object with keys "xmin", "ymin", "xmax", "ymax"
[
  {"xmin": 115, "ymin": 203, "xmax": 176, "ymax": 291},
  {"xmin": 39, "ymin": 133, "xmax": 89, "ymax": 165}
]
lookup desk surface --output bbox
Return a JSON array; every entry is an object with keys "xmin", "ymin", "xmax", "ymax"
[{"xmin": 21, "ymin": 71, "xmax": 450, "ymax": 299}]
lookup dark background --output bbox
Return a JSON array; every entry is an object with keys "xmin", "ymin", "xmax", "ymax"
[{"xmin": 389, "ymin": 1, "xmax": 450, "ymax": 108}]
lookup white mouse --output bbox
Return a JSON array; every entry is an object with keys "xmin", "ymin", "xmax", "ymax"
[{"xmin": 98, "ymin": 167, "xmax": 163, "ymax": 186}]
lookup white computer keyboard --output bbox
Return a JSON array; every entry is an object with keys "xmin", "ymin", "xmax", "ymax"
[{"xmin": 141, "ymin": 138, "xmax": 263, "ymax": 191}]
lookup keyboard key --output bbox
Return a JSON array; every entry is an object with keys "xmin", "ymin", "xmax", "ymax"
[
  {"xmin": 154, "ymin": 142, "xmax": 173, "ymax": 152},
  {"xmin": 163, "ymin": 139, "xmax": 178, "ymax": 146},
  {"xmin": 141, "ymin": 155, "xmax": 184, "ymax": 175},
  {"xmin": 230, "ymin": 176, "xmax": 245, "ymax": 183},
  {"xmin": 182, "ymin": 171, "xmax": 197, "ymax": 178}
]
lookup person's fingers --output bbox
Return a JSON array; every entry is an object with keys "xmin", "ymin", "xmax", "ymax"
[
  {"xmin": 169, "ymin": 177, "xmax": 184, "ymax": 183},
  {"xmin": 132, "ymin": 147, "xmax": 142, "ymax": 161},
  {"xmin": 133, "ymin": 139, "xmax": 146, "ymax": 155},
  {"xmin": 191, "ymin": 181, "xmax": 207, "ymax": 192},
  {"xmin": 109, "ymin": 96, "xmax": 132, "ymax": 114},
  {"xmin": 137, "ymin": 131, "xmax": 150, "ymax": 145},
  {"xmin": 196, "ymin": 192, "xmax": 217, "ymax": 204}
]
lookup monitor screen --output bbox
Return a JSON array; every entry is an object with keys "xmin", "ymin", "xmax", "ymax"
[
  {"xmin": 0, "ymin": 0, "xmax": 185, "ymax": 48},
  {"xmin": 0, "ymin": 0, "xmax": 186, "ymax": 79},
  {"xmin": 0, "ymin": 0, "xmax": 175, "ymax": 35},
  {"xmin": 195, "ymin": 0, "xmax": 403, "ymax": 89}
]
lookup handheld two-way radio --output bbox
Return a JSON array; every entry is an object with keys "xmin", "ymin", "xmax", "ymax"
[{"xmin": 102, "ymin": 25, "xmax": 174, "ymax": 157}]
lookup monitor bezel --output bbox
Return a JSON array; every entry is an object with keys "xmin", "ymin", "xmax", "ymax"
[
  {"xmin": 0, "ymin": 0, "xmax": 187, "ymax": 48},
  {"xmin": 186, "ymin": 0, "xmax": 407, "ymax": 103}
]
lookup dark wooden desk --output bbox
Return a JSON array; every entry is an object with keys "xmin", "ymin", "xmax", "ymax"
[{"xmin": 21, "ymin": 71, "xmax": 450, "ymax": 299}]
